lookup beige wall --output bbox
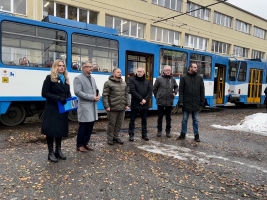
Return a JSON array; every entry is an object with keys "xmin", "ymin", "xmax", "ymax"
[{"xmin": 20, "ymin": 0, "xmax": 267, "ymax": 59}]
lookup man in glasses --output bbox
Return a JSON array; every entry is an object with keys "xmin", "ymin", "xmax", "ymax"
[
  {"xmin": 153, "ymin": 65, "xmax": 178, "ymax": 138},
  {"xmin": 73, "ymin": 61, "xmax": 100, "ymax": 152}
]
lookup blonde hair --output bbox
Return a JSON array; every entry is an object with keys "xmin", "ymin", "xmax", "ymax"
[{"xmin": 50, "ymin": 60, "xmax": 69, "ymax": 84}]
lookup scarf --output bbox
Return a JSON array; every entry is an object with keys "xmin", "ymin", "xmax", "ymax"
[{"xmin": 58, "ymin": 74, "xmax": 65, "ymax": 84}]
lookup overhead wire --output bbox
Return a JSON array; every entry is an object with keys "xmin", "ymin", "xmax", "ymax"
[{"xmin": 70, "ymin": 0, "xmax": 267, "ymax": 51}]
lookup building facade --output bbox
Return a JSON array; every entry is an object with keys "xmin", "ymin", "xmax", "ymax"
[{"xmin": 1, "ymin": 0, "xmax": 267, "ymax": 59}]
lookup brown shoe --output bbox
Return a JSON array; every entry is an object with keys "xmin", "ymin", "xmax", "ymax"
[
  {"xmin": 77, "ymin": 146, "xmax": 88, "ymax": 152},
  {"xmin": 84, "ymin": 145, "xmax": 94, "ymax": 151}
]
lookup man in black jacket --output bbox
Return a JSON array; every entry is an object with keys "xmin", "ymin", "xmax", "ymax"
[
  {"xmin": 177, "ymin": 63, "xmax": 205, "ymax": 142},
  {"xmin": 128, "ymin": 67, "xmax": 152, "ymax": 141},
  {"xmin": 153, "ymin": 66, "xmax": 179, "ymax": 138}
]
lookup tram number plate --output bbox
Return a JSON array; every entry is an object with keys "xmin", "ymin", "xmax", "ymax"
[{"xmin": 2, "ymin": 77, "xmax": 9, "ymax": 83}]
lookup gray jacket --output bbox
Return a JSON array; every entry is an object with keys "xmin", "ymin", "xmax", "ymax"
[
  {"xmin": 153, "ymin": 74, "xmax": 179, "ymax": 106},
  {"xmin": 73, "ymin": 72, "xmax": 98, "ymax": 122}
]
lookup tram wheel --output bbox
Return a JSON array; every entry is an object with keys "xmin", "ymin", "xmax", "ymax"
[
  {"xmin": 0, "ymin": 104, "xmax": 26, "ymax": 126},
  {"xmin": 68, "ymin": 110, "xmax": 78, "ymax": 121}
]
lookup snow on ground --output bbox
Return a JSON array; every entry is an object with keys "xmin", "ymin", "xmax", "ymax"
[{"xmin": 211, "ymin": 113, "xmax": 267, "ymax": 136}]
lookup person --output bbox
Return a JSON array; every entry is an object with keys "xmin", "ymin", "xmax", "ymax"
[
  {"xmin": 177, "ymin": 63, "xmax": 205, "ymax": 142},
  {"xmin": 128, "ymin": 67, "xmax": 152, "ymax": 142},
  {"xmin": 264, "ymin": 87, "xmax": 267, "ymax": 111},
  {"xmin": 41, "ymin": 60, "xmax": 71, "ymax": 162},
  {"xmin": 102, "ymin": 68, "xmax": 130, "ymax": 145},
  {"xmin": 73, "ymin": 62, "xmax": 100, "ymax": 152},
  {"xmin": 153, "ymin": 65, "xmax": 178, "ymax": 138}
]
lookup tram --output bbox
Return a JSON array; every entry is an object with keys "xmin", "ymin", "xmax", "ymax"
[{"xmin": 0, "ymin": 13, "xmax": 265, "ymax": 126}]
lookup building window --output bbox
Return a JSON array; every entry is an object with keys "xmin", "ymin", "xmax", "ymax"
[
  {"xmin": 185, "ymin": 34, "xmax": 208, "ymax": 50},
  {"xmin": 253, "ymin": 27, "xmax": 266, "ymax": 39},
  {"xmin": 211, "ymin": 40, "xmax": 230, "ymax": 54},
  {"xmin": 233, "ymin": 45, "xmax": 248, "ymax": 58},
  {"xmin": 43, "ymin": 1, "xmax": 98, "ymax": 24},
  {"xmin": 151, "ymin": 26, "xmax": 180, "ymax": 45},
  {"xmin": 186, "ymin": 1, "xmax": 210, "ymax": 21},
  {"xmin": 213, "ymin": 11, "xmax": 232, "ymax": 28},
  {"xmin": 105, "ymin": 15, "xmax": 145, "ymax": 39},
  {"xmin": 0, "ymin": 0, "xmax": 26, "ymax": 15},
  {"xmin": 251, "ymin": 50, "xmax": 265, "ymax": 59},
  {"xmin": 152, "ymin": 0, "xmax": 182, "ymax": 12},
  {"xmin": 236, "ymin": 20, "xmax": 250, "ymax": 34}
]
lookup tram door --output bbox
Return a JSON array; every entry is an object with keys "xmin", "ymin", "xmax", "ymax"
[
  {"xmin": 215, "ymin": 64, "xmax": 226, "ymax": 104},
  {"xmin": 125, "ymin": 51, "xmax": 154, "ymax": 108},
  {"xmin": 247, "ymin": 69, "xmax": 262, "ymax": 103}
]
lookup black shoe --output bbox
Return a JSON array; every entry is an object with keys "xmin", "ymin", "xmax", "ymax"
[
  {"xmin": 177, "ymin": 133, "xmax": 186, "ymax": 140},
  {"xmin": 108, "ymin": 140, "xmax": 114, "ymax": 145},
  {"xmin": 142, "ymin": 136, "xmax": 149, "ymax": 141},
  {"xmin": 129, "ymin": 136, "xmax": 134, "ymax": 142},
  {"xmin": 113, "ymin": 138, "xmax": 124, "ymax": 144},
  {"xmin": 55, "ymin": 150, "xmax": 67, "ymax": 160},
  {"xmin": 48, "ymin": 152, "xmax": 58, "ymax": 163},
  {"xmin": 157, "ymin": 131, "xmax": 162, "ymax": 137},
  {"xmin": 166, "ymin": 130, "xmax": 171, "ymax": 138},
  {"xmin": 194, "ymin": 134, "xmax": 200, "ymax": 142}
]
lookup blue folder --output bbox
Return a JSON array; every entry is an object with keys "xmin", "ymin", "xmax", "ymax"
[{"xmin": 58, "ymin": 97, "xmax": 78, "ymax": 113}]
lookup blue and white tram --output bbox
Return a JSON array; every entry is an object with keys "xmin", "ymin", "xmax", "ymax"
[{"xmin": 0, "ymin": 14, "xmax": 231, "ymax": 126}]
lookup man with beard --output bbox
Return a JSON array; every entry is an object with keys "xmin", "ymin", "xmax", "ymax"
[
  {"xmin": 128, "ymin": 67, "xmax": 152, "ymax": 142},
  {"xmin": 153, "ymin": 65, "xmax": 178, "ymax": 138},
  {"xmin": 177, "ymin": 63, "xmax": 205, "ymax": 142},
  {"xmin": 102, "ymin": 68, "xmax": 130, "ymax": 145}
]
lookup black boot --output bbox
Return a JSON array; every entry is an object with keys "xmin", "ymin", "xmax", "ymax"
[
  {"xmin": 194, "ymin": 134, "xmax": 200, "ymax": 142},
  {"xmin": 177, "ymin": 133, "xmax": 186, "ymax": 140},
  {"xmin": 55, "ymin": 138, "xmax": 66, "ymax": 160},
  {"xmin": 157, "ymin": 130, "xmax": 162, "ymax": 137},
  {"xmin": 166, "ymin": 129, "xmax": 171, "ymax": 138},
  {"xmin": 129, "ymin": 133, "xmax": 134, "ymax": 142},
  {"xmin": 142, "ymin": 133, "xmax": 149, "ymax": 141},
  {"xmin": 48, "ymin": 143, "xmax": 58, "ymax": 163}
]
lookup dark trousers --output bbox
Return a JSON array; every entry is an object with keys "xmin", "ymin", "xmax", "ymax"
[
  {"xmin": 46, "ymin": 136, "xmax": 62, "ymax": 145},
  {"xmin": 157, "ymin": 105, "xmax": 172, "ymax": 131},
  {"xmin": 128, "ymin": 109, "xmax": 148, "ymax": 137},
  {"xmin": 77, "ymin": 122, "xmax": 94, "ymax": 147},
  {"xmin": 107, "ymin": 111, "xmax": 125, "ymax": 141}
]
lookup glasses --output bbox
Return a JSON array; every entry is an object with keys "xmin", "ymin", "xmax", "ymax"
[{"xmin": 84, "ymin": 65, "xmax": 93, "ymax": 68}]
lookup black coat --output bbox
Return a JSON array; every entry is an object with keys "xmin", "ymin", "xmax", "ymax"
[
  {"xmin": 179, "ymin": 72, "xmax": 205, "ymax": 111},
  {"xmin": 153, "ymin": 74, "xmax": 179, "ymax": 106},
  {"xmin": 41, "ymin": 75, "xmax": 71, "ymax": 137},
  {"xmin": 129, "ymin": 75, "xmax": 152, "ymax": 110}
]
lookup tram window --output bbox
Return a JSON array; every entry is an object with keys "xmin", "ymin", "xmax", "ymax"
[
  {"xmin": 1, "ymin": 21, "xmax": 67, "ymax": 68},
  {"xmin": 228, "ymin": 62, "xmax": 239, "ymax": 81},
  {"xmin": 190, "ymin": 54, "xmax": 212, "ymax": 79},
  {"xmin": 160, "ymin": 49, "xmax": 187, "ymax": 77},
  {"xmin": 72, "ymin": 33, "xmax": 118, "ymax": 72},
  {"xmin": 237, "ymin": 61, "xmax": 247, "ymax": 82}
]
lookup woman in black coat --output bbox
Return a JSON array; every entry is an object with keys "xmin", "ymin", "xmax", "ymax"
[{"xmin": 41, "ymin": 60, "xmax": 71, "ymax": 162}]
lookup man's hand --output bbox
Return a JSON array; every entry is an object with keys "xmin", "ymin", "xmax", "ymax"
[
  {"xmin": 125, "ymin": 106, "xmax": 130, "ymax": 111},
  {"xmin": 94, "ymin": 95, "xmax": 100, "ymax": 102},
  {"xmin": 173, "ymin": 93, "xmax": 176, "ymax": 97},
  {"xmin": 141, "ymin": 99, "xmax": 146, "ymax": 104},
  {"xmin": 105, "ymin": 107, "xmax": 110, "ymax": 112}
]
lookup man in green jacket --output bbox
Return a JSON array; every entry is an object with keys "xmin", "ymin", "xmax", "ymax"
[
  {"xmin": 177, "ymin": 63, "xmax": 205, "ymax": 142},
  {"xmin": 102, "ymin": 68, "xmax": 130, "ymax": 145}
]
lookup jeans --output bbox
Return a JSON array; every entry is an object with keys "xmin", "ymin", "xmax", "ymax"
[
  {"xmin": 77, "ymin": 121, "xmax": 95, "ymax": 147},
  {"xmin": 181, "ymin": 111, "xmax": 199, "ymax": 135},
  {"xmin": 128, "ymin": 109, "xmax": 148, "ymax": 136},
  {"xmin": 157, "ymin": 105, "xmax": 172, "ymax": 131}
]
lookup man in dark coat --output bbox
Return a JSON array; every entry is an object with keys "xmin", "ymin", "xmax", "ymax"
[
  {"xmin": 128, "ymin": 67, "xmax": 152, "ymax": 142},
  {"xmin": 153, "ymin": 65, "xmax": 179, "ymax": 138},
  {"xmin": 177, "ymin": 63, "xmax": 205, "ymax": 142},
  {"xmin": 41, "ymin": 60, "xmax": 71, "ymax": 162},
  {"xmin": 102, "ymin": 68, "xmax": 130, "ymax": 145}
]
